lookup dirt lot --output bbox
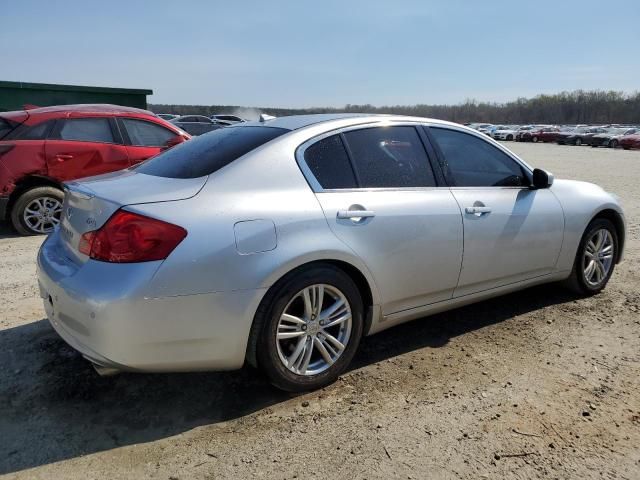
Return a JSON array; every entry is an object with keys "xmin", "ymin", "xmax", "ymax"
[{"xmin": 1, "ymin": 142, "xmax": 639, "ymax": 479}]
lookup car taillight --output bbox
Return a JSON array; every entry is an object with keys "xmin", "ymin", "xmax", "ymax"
[{"xmin": 78, "ymin": 210, "xmax": 187, "ymax": 263}]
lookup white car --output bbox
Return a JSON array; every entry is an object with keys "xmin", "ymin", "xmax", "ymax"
[{"xmin": 492, "ymin": 125, "xmax": 520, "ymax": 141}]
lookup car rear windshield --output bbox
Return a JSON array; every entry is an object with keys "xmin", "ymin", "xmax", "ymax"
[{"xmin": 134, "ymin": 126, "xmax": 289, "ymax": 179}]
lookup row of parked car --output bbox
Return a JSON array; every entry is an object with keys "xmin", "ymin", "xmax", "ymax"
[
  {"xmin": 156, "ymin": 113, "xmax": 246, "ymax": 136},
  {"xmin": 467, "ymin": 123, "xmax": 640, "ymax": 149}
]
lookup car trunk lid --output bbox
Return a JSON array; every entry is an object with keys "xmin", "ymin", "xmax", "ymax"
[{"xmin": 59, "ymin": 170, "xmax": 206, "ymax": 263}]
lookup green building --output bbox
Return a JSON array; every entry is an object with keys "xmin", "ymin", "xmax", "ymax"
[{"xmin": 0, "ymin": 81, "xmax": 153, "ymax": 112}]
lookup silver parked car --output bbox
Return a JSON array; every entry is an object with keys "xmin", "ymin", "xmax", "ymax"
[{"xmin": 37, "ymin": 114, "xmax": 626, "ymax": 391}]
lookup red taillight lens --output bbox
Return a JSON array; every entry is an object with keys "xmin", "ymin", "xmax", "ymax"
[{"xmin": 79, "ymin": 210, "xmax": 187, "ymax": 263}]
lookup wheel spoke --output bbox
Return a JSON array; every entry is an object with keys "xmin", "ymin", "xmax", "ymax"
[
  {"xmin": 302, "ymin": 289, "xmax": 313, "ymax": 320},
  {"xmin": 584, "ymin": 260, "xmax": 596, "ymax": 281},
  {"xmin": 320, "ymin": 298, "xmax": 345, "ymax": 320},
  {"xmin": 323, "ymin": 332, "xmax": 345, "ymax": 352},
  {"xmin": 277, "ymin": 330, "xmax": 306, "ymax": 340},
  {"xmin": 314, "ymin": 285, "xmax": 324, "ymax": 317},
  {"xmin": 323, "ymin": 311, "xmax": 351, "ymax": 329},
  {"xmin": 287, "ymin": 336, "xmax": 307, "ymax": 369},
  {"xmin": 280, "ymin": 313, "xmax": 306, "ymax": 326},
  {"xmin": 296, "ymin": 337, "xmax": 313, "ymax": 373},
  {"xmin": 313, "ymin": 336, "xmax": 334, "ymax": 366}
]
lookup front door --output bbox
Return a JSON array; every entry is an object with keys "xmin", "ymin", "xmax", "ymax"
[
  {"xmin": 118, "ymin": 117, "xmax": 184, "ymax": 165},
  {"xmin": 298, "ymin": 125, "xmax": 464, "ymax": 315},
  {"xmin": 427, "ymin": 126, "xmax": 564, "ymax": 297}
]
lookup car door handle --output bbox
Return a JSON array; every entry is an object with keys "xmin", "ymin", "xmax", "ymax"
[
  {"xmin": 337, "ymin": 209, "xmax": 376, "ymax": 220},
  {"xmin": 465, "ymin": 206, "xmax": 492, "ymax": 215},
  {"xmin": 55, "ymin": 154, "xmax": 74, "ymax": 161}
]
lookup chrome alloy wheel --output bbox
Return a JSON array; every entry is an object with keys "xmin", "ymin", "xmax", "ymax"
[
  {"xmin": 583, "ymin": 228, "xmax": 614, "ymax": 287},
  {"xmin": 23, "ymin": 196, "xmax": 62, "ymax": 233},
  {"xmin": 276, "ymin": 284, "xmax": 352, "ymax": 376}
]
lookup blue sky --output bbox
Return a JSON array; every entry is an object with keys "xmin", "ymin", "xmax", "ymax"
[{"xmin": 2, "ymin": 1, "xmax": 638, "ymax": 107}]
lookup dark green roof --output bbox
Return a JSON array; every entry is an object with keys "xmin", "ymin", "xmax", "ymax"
[{"xmin": 0, "ymin": 80, "xmax": 152, "ymax": 95}]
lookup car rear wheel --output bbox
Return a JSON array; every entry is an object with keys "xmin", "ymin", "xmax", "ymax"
[
  {"xmin": 251, "ymin": 265, "xmax": 363, "ymax": 391},
  {"xmin": 575, "ymin": 138, "xmax": 582, "ymax": 146},
  {"xmin": 532, "ymin": 136, "xmax": 539, "ymax": 143},
  {"xmin": 11, "ymin": 186, "xmax": 64, "ymax": 236},
  {"xmin": 563, "ymin": 218, "xmax": 617, "ymax": 296},
  {"xmin": 610, "ymin": 139, "xmax": 618, "ymax": 148}
]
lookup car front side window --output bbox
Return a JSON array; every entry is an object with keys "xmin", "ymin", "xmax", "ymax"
[
  {"xmin": 429, "ymin": 127, "xmax": 529, "ymax": 187},
  {"xmin": 122, "ymin": 118, "xmax": 176, "ymax": 147}
]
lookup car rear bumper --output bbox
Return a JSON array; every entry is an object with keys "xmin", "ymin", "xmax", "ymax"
[
  {"xmin": 37, "ymin": 230, "xmax": 266, "ymax": 372},
  {"xmin": 0, "ymin": 196, "xmax": 8, "ymax": 221}
]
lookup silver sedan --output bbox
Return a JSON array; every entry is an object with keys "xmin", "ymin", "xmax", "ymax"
[{"xmin": 37, "ymin": 114, "xmax": 626, "ymax": 391}]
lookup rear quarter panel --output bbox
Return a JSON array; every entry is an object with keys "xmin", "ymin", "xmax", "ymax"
[{"xmin": 132, "ymin": 129, "xmax": 382, "ymax": 306}]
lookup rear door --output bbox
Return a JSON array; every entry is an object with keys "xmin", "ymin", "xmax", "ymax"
[
  {"xmin": 298, "ymin": 125, "xmax": 463, "ymax": 315},
  {"xmin": 0, "ymin": 119, "xmax": 54, "ymax": 181},
  {"xmin": 117, "ymin": 117, "xmax": 183, "ymax": 165},
  {"xmin": 427, "ymin": 126, "xmax": 564, "ymax": 297},
  {"xmin": 45, "ymin": 117, "xmax": 129, "ymax": 181}
]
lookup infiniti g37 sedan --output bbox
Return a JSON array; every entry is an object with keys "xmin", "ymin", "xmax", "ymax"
[{"xmin": 37, "ymin": 114, "xmax": 626, "ymax": 391}]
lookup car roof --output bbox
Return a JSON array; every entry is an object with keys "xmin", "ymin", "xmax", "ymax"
[
  {"xmin": 24, "ymin": 104, "xmax": 154, "ymax": 117},
  {"xmin": 240, "ymin": 113, "xmax": 461, "ymax": 131}
]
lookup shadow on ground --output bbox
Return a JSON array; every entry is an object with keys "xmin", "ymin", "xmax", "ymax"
[
  {"xmin": 0, "ymin": 221, "xmax": 19, "ymax": 240},
  {"xmin": 0, "ymin": 284, "xmax": 578, "ymax": 474}
]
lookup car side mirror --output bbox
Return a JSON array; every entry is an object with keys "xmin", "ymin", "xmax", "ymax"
[
  {"xmin": 163, "ymin": 135, "xmax": 184, "ymax": 150},
  {"xmin": 532, "ymin": 168, "xmax": 554, "ymax": 189}
]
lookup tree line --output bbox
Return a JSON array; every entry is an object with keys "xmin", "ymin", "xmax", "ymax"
[{"xmin": 149, "ymin": 90, "xmax": 640, "ymax": 125}]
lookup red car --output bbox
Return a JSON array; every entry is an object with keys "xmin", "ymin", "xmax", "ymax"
[
  {"xmin": 619, "ymin": 132, "xmax": 640, "ymax": 150},
  {"xmin": 0, "ymin": 104, "xmax": 190, "ymax": 234},
  {"xmin": 518, "ymin": 126, "xmax": 562, "ymax": 143}
]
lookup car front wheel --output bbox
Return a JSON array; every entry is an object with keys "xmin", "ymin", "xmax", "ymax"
[
  {"xmin": 11, "ymin": 186, "xmax": 64, "ymax": 235},
  {"xmin": 252, "ymin": 265, "xmax": 364, "ymax": 391},
  {"xmin": 564, "ymin": 218, "xmax": 618, "ymax": 295}
]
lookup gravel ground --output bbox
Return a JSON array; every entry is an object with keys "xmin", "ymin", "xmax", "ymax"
[{"xmin": 1, "ymin": 142, "xmax": 639, "ymax": 479}]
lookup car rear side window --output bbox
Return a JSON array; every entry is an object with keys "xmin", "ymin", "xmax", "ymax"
[
  {"xmin": 303, "ymin": 135, "xmax": 357, "ymax": 189},
  {"xmin": 122, "ymin": 118, "xmax": 176, "ymax": 147},
  {"xmin": 135, "ymin": 126, "xmax": 288, "ymax": 178},
  {"xmin": 16, "ymin": 120, "xmax": 54, "ymax": 140},
  {"xmin": 59, "ymin": 118, "xmax": 114, "ymax": 143},
  {"xmin": 0, "ymin": 118, "xmax": 15, "ymax": 140},
  {"xmin": 429, "ymin": 127, "xmax": 529, "ymax": 187},
  {"xmin": 343, "ymin": 126, "xmax": 436, "ymax": 188}
]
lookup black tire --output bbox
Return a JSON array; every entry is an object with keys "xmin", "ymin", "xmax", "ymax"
[
  {"xmin": 507, "ymin": 134, "xmax": 513, "ymax": 141},
  {"xmin": 575, "ymin": 138, "xmax": 582, "ymax": 146},
  {"xmin": 610, "ymin": 139, "xmax": 618, "ymax": 148},
  {"xmin": 532, "ymin": 136, "xmax": 539, "ymax": 143},
  {"xmin": 563, "ymin": 218, "xmax": 618, "ymax": 296},
  {"xmin": 249, "ymin": 264, "xmax": 364, "ymax": 392},
  {"xmin": 10, "ymin": 186, "xmax": 64, "ymax": 236},
  {"xmin": 623, "ymin": 146, "xmax": 630, "ymax": 150}
]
